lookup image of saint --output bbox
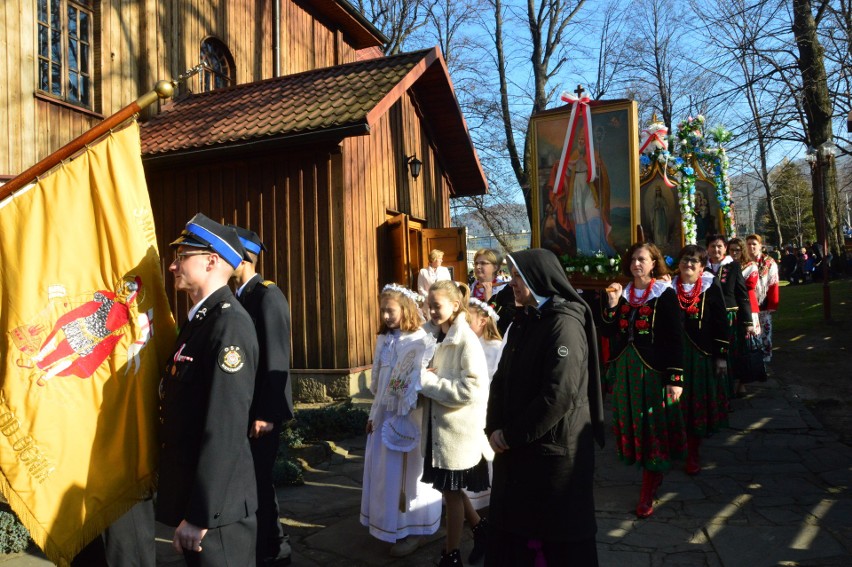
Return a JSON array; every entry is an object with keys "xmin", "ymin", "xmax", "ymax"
[
  {"xmin": 548, "ymin": 128, "xmax": 615, "ymax": 256},
  {"xmin": 652, "ymin": 187, "xmax": 669, "ymax": 246},
  {"xmin": 31, "ymin": 277, "xmax": 142, "ymax": 385},
  {"xmin": 694, "ymin": 191, "xmax": 716, "ymax": 242}
]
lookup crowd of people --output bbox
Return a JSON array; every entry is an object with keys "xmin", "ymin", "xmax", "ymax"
[
  {"xmin": 74, "ymin": 219, "xmax": 782, "ymax": 567},
  {"xmin": 359, "ymin": 235, "xmax": 778, "ymax": 566},
  {"xmin": 363, "ymin": 247, "xmax": 604, "ymax": 566}
]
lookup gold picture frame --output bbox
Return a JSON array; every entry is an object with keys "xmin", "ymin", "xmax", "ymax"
[{"xmin": 530, "ymin": 99, "xmax": 640, "ymax": 259}]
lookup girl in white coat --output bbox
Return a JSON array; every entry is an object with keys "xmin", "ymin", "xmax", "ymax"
[
  {"xmin": 421, "ymin": 280, "xmax": 492, "ymax": 566},
  {"xmin": 360, "ymin": 284, "xmax": 442, "ymax": 556}
]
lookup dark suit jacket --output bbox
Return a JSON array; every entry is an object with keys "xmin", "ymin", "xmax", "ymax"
[
  {"xmin": 710, "ymin": 260, "xmax": 753, "ymax": 329},
  {"xmin": 238, "ymin": 274, "xmax": 294, "ymax": 423},
  {"xmin": 156, "ymin": 285, "xmax": 259, "ymax": 528}
]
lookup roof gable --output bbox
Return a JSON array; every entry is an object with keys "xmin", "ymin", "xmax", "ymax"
[{"xmin": 141, "ymin": 48, "xmax": 486, "ymax": 196}]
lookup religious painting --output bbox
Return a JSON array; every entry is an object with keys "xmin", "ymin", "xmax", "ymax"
[
  {"xmin": 530, "ymin": 99, "xmax": 639, "ymax": 259},
  {"xmin": 639, "ymin": 162, "xmax": 682, "ymax": 258},
  {"xmin": 693, "ymin": 160, "xmax": 724, "ymax": 242}
]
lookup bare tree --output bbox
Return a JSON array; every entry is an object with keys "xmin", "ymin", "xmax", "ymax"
[
  {"xmin": 792, "ymin": 0, "xmax": 844, "ymax": 254},
  {"xmin": 698, "ymin": 0, "xmax": 798, "ymax": 246},
  {"xmin": 482, "ymin": 0, "xmax": 588, "ymax": 220},
  {"xmin": 354, "ymin": 0, "xmax": 436, "ymax": 54}
]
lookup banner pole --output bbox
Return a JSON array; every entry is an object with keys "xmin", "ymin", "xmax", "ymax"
[{"xmin": 0, "ymin": 80, "xmax": 175, "ymax": 200}]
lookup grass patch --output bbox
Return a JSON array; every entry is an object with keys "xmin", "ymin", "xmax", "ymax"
[{"xmin": 771, "ymin": 278, "xmax": 852, "ymax": 334}]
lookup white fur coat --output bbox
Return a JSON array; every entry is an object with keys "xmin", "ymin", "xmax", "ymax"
[{"xmin": 420, "ymin": 314, "xmax": 493, "ymax": 470}]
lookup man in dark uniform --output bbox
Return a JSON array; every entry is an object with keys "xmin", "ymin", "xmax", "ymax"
[
  {"xmin": 231, "ymin": 225, "xmax": 294, "ymax": 567},
  {"xmin": 157, "ymin": 213, "xmax": 259, "ymax": 567}
]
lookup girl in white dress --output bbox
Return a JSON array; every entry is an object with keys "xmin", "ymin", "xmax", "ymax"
[
  {"xmin": 360, "ymin": 284, "xmax": 442, "ymax": 557},
  {"xmin": 463, "ymin": 297, "xmax": 503, "ymax": 516}
]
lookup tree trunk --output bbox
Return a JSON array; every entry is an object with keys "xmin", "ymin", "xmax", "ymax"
[{"xmin": 792, "ymin": 0, "xmax": 841, "ymax": 256}]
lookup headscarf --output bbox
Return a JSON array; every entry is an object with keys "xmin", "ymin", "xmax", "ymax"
[{"xmin": 507, "ymin": 248, "xmax": 606, "ymax": 448}]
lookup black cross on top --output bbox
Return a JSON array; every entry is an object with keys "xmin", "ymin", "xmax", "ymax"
[{"xmin": 574, "ymin": 84, "xmax": 585, "ymax": 98}]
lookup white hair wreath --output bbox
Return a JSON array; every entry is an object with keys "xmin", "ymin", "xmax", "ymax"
[
  {"xmin": 468, "ymin": 297, "xmax": 499, "ymax": 321},
  {"xmin": 382, "ymin": 283, "xmax": 424, "ymax": 304}
]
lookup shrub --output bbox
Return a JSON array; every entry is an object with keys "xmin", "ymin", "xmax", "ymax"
[
  {"xmin": 273, "ymin": 401, "xmax": 369, "ymax": 486},
  {"xmin": 0, "ymin": 510, "xmax": 30, "ymax": 554}
]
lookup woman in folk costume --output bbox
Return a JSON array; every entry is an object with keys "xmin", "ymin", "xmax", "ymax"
[
  {"xmin": 729, "ymin": 238, "xmax": 764, "ymax": 394},
  {"xmin": 485, "ymin": 249, "xmax": 605, "ymax": 567},
  {"xmin": 421, "ymin": 280, "xmax": 492, "ymax": 567},
  {"xmin": 745, "ymin": 234, "xmax": 779, "ymax": 364},
  {"xmin": 601, "ymin": 242, "xmax": 686, "ymax": 519},
  {"xmin": 360, "ymin": 284, "xmax": 441, "ymax": 557},
  {"xmin": 705, "ymin": 234, "xmax": 755, "ymax": 398},
  {"xmin": 672, "ymin": 245, "xmax": 730, "ymax": 475}
]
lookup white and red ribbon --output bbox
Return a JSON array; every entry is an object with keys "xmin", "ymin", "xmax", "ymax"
[
  {"xmin": 553, "ymin": 92, "xmax": 596, "ymax": 195},
  {"xmin": 639, "ymin": 124, "xmax": 676, "ymax": 188},
  {"xmin": 639, "ymin": 125, "xmax": 669, "ymax": 153}
]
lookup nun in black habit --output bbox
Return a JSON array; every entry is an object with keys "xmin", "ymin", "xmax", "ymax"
[{"xmin": 485, "ymin": 248, "xmax": 605, "ymax": 567}]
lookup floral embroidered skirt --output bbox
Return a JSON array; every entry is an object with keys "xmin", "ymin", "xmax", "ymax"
[
  {"xmin": 682, "ymin": 339, "xmax": 729, "ymax": 438},
  {"xmin": 605, "ymin": 345, "xmax": 686, "ymax": 471}
]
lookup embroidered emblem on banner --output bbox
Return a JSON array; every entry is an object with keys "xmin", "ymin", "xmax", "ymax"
[
  {"xmin": 557, "ymin": 345, "xmax": 570, "ymax": 357},
  {"xmin": 219, "ymin": 346, "xmax": 244, "ymax": 373}
]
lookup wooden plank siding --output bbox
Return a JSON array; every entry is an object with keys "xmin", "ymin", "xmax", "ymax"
[
  {"xmin": 144, "ymin": 146, "xmax": 354, "ymax": 371},
  {"xmin": 1, "ymin": 0, "xmax": 366, "ymax": 177},
  {"xmin": 339, "ymin": 94, "xmax": 451, "ymax": 368}
]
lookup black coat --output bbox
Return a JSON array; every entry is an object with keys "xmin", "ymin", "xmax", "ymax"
[
  {"xmin": 679, "ymin": 278, "xmax": 729, "ymax": 358},
  {"xmin": 600, "ymin": 287, "xmax": 684, "ymax": 383},
  {"xmin": 489, "ymin": 284, "xmax": 517, "ymax": 336},
  {"xmin": 238, "ymin": 274, "xmax": 294, "ymax": 423},
  {"xmin": 486, "ymin": 248, "xmax": 604, "ymax": 543},
  {"xmin": 709, "ymin": 260, "xmax": 753, "ymax": 330},
  {"xmin": 156, "ymin": 286, "xmax": 259, "ymax": 529},
  {"xmin": 487, "ymin": 298, "xmax": 597, "ymax": 542}
]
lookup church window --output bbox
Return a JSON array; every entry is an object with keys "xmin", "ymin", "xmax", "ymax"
[
  {"xmin": 37, "ymin": 0, "xmax": 94, "ymax": 108},
  {"xmin": 199, "ymin": 38, "xmax": 235, "ymax": 92}
]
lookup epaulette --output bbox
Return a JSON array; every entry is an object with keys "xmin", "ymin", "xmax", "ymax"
[{"xmin": 261, "ymin": 280, "xmax": 276, "ymax": 287}]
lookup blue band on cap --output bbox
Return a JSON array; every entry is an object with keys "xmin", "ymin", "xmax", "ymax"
[
  {"xmin": 238, "ymin": 236, "xmax": 262, "ymax": 255},
  {"xmin": 186, "ymin": 222, "xmax": 243, "ymax": 268}
]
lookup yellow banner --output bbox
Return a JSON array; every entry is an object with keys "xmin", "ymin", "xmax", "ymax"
[{"xmin": 0, "ymin": 122, "xmax": 175, "ymax": 565}]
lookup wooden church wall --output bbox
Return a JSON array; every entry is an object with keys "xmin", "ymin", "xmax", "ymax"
[
  {"xmin": 2, "ymin": 0, "xmax": 362, "ymax": 177},
  {"xmin": 340, "ymin": 93, "xmax": 451, "ymax": 368},
  {"xmin": 144, "ymin": 147, "xmax": 351, "ymax": 372}
]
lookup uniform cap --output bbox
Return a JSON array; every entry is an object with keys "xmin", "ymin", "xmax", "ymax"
[
  {"xmin": 229, "ymin": 225, "xmax": 267, "ymax": 260},
  {"xmin": 170, "ymin": 213, "xmax": 246, "ymax": 269}
]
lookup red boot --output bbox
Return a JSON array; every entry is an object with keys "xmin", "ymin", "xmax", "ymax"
[
  {"xmin": 636, "ymin": 470, "xmax": 663, "ymax": 518},
  {"xmin": 686, "ymin": 436, "xmax": 701, "ymax": 475}
]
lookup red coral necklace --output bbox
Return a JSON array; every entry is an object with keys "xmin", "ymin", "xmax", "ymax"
[
  {"xmin": 628, "ymin": 279, "xmax": 656, "ymax": 307},
  {"xmin": 676, "ymin": 275, "xmax": 703, "ymax": 311}
]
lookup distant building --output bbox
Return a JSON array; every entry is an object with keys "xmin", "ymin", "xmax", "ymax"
[{"xmin": 466, "ymin": 231, "xmax": 532, "ymax": 271}]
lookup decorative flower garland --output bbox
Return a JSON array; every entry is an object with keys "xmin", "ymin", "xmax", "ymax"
[
  {"xmin": 560, "ymin": 250, "xmax": 621, "ymax": 279},
  {"xmin": 640, "ymin": 116, "xmax": 737, "ymax": 245},
  {"xmin": 704, "ymin": 125, "xmax": 736, "ymax": 237}
]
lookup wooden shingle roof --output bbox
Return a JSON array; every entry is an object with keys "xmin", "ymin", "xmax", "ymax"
[{"xmin": 140, "ymin": 48, "xmax": 486, "ymax": 196}]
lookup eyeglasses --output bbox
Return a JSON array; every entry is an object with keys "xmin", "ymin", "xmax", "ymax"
[
  {"xmin": 173, "ymin": 251, "xmax": 212, "ymax": 263},
  {"xmin": 474, "ymin": 261, "xmax": 493, "ymax": 267},
  {"xmin": 679, "ymin": 257, "xmax": 702, "ymax": 266},
  {"xmin": 729, "ymin": 247, "xmax": 741, "ymax": 253}
]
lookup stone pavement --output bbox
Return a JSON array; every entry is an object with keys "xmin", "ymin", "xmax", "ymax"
[{"xmin": 4, "ymin": 375, "xmax": 851, "ymax": 566}]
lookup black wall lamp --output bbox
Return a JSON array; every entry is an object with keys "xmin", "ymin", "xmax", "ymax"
[{"xmin": 406, "ymin": 155, "xmax": 422, "ymax": 180}]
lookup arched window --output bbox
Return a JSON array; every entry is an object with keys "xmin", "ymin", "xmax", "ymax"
[{"xmin": 199, "ymin": 38, "xmax": 235, "ymax": 92}]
